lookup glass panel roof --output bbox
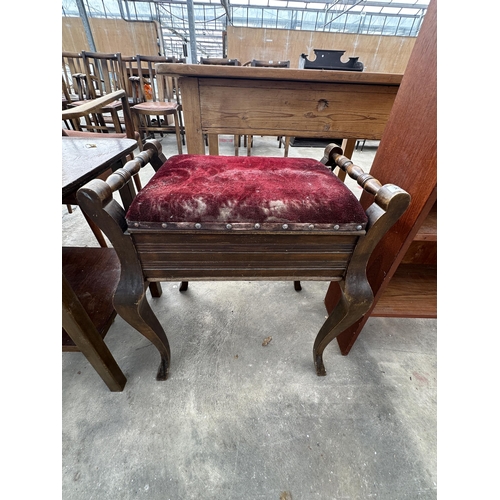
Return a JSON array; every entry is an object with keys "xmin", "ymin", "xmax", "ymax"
[{"xmin": 62, "ymin": 0, "xmax": 430, "ymax": 58}]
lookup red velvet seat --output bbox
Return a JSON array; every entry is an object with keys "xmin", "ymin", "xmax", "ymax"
[{"xmin": 126, "ymin": 155, "xmax": 367, "ymax": 231}]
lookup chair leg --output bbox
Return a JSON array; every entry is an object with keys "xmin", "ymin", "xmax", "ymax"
[
  {"xmin": 294, "ymin": 281, "xmax": 302, "ymax": 291},
  {"xmin": 149, "ymin": 282, "xmax": 162, "ymax": 297},
  {"xmin": 111, "ymin": 109, "xmax": 122, "ymax": 133},
  {"xmin": 284, "ymin": 137, "xmax": 291, "ymax": 157},
  {"xmin": 179, "ymin": 281, "xmax": 189, "ymax": 292},
  {"xmin": 132, "ymin": 111, "xmax": 145, "ymax": 146},
  {"xmin": 234, "ymin": 135, "xmax": 239, "ymax": 156},
  {"xmin": 178, "ymin": 108, "xmax": 186, "ymax": 145},
  {"xmin": 81, "ymin": 210, "xmax": 108, "ymax": 247},
  {"xmin": 172, "ymin": 112, "xmax": 183, "ymax": 155}
]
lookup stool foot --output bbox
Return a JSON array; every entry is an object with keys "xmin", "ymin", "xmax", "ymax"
[
  {"xmin": 294, "ymin": 281, "xmax": 302, "ymax": 291},
  {"xmin": 156, "ymin": 355, "xmax": 169, "ymax": 381},
  {"xmin": 149, "ymin": 282, "xmax": 162, "ymax": 297},
  {"xmin": 314, "ymin": 354, "xmax": 327, "ymax": 376},
  {"xmin": 179, "ymin": 281, "xmax": 189, "ymax": 292}
]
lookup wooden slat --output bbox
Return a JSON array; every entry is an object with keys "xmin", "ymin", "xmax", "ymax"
[
  {"xmin": 145, "ymin": 269, "xmax": 345, "ymax": 281},
  {"xmin": 414, "ymin": 202, "xmax": 437, "ymax": 242}
]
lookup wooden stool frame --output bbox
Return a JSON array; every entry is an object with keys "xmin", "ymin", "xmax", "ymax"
[{"xmin": 77, "ymin": 140, "xmax": 410, "ymax": 381}]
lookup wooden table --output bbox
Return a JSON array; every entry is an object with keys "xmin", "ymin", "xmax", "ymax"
[
  {"xmin": 62, "ymin": 136, "xmax": 137, "ymax": 200},
  {"xmin": 62, "ymin": 136, "xmax": 137, "ymax": 391},
  {"xmin": 155, "ymin": 64, "xmax": 402, "ymax": 158}
]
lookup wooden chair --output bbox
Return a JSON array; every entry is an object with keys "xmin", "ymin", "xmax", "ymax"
[
  {"xmin": 121, "ymin": 55, "xmax": 142, "ymax": 106},
  {"xmin": 76, "ymin": 51, "xmax": 128, "ymax": 133},
  {"xmin": 76, "ymin": 139, "xmax": 410, "ymax": 381},
  {"xmin": 249, "ymin": 59, "xmax": 290, "ymax": 68},
  {"xmin": 130, "ymin": 54, "xmax": 183, "ymax": 154},
  {"xmin": 63, "ymin": 247, "xmax": 126, "ymax": 391},
  {"xmin": 62, "ymin": 51, "xmax": 86, "ymax": 106},
  {"xmin": 199, "ymin": 57, "xmax": 240, "ymax": 66},
  {"xmin": 62, "ymin": 89, "xmax": 141, "ymax": 246}
]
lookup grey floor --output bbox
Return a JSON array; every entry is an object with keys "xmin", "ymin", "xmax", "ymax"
[{"xmin": 62, "ymin": 135, "xmax": 437, "ymax": 499}]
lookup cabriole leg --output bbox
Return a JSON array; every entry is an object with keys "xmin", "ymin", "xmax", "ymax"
[
  {"xmin": 114, "ymin": 286, "xmax": 171, "ymax": 381},
  {"xmin": 313, "ymin": 283, "xmax": 372, "ymax": 376}
]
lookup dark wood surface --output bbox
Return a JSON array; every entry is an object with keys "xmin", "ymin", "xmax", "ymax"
[
  {"xmin": 62, "ymin": 136, "xmax": 137, "ymax": 199},
  {"xmin": 324, "ymin": 0, "xmax": 437, "ymax": 354},
  {"xmin": 62, "ymin": 247, "xmax": 121, "ymax": 350},
  {"xmin": 62, "ymin": 247, "xmax": 125, "ymax": 391}
]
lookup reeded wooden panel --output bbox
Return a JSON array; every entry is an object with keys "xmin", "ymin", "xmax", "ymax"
[
  {"xmin": 130, "ymin": 232, "xmax": 359, "ymax": 281},
  {"xmin": 197, "ymin": 78, "xmax": 397, "ymax": 139},
  {"xmin": 227, "ymin": 26, "xmax": 415, "ymax": 73},
  {"xmin": 62, "ymin": 17, "xmax": 159, "ymax": 56}
]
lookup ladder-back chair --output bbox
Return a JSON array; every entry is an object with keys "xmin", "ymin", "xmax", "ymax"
[
  {"xmin": 79, "ymin": 51, "xmax": 127, "ymax": 133},
  {"xmin": 130, "ymin": 55, "xmax": 183, "ymax": 154},
  {"xmin": 62, "ymin": 51, "xmax": 87, "ymax": 106}
]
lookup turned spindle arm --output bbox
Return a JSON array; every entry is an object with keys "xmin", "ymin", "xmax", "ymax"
[{"xmin": 322, "ymin": 143, "xmax": 410, "ymax": 215}]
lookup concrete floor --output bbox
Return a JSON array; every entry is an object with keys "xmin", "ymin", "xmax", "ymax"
[{"xmin": 62, "ymin": 135, "xmax": 437, "ymax": 499}]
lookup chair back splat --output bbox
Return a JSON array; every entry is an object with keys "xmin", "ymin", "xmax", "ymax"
[{"xmin": 77, "ymin": 141, "xmax": 410, "ymax": 381}]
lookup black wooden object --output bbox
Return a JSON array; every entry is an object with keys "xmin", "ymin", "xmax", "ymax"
[{"xmin": 299, "ymin": 49, "xmax": 363, "ymax": 71}]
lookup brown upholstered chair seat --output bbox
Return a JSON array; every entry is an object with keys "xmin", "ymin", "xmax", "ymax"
[
  {"xmin": 131, "ymin": 101, "xmax": 179, "ymax": 112},
  {"xmin": 126, "ymin": 154, "xmax": 367, "ymax": 231}
]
